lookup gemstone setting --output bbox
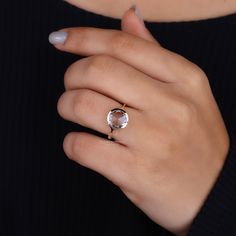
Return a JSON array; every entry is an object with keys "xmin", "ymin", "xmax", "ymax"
[{"xmin": 107, "ymin": 108, "xmax": 129, "ymax": 130}]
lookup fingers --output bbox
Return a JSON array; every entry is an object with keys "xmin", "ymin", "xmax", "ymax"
[
  {"xmin": 51, "ymin": 27, "xmax": 194, "ymax": 83},
  {"xmin": 64, "ymin": 54, "xmax": 165, "ymax": 110},
  {"xmin": 63, "ymin": 131, "xmax": 133, "ymax": 187},
  {"xmin": 57, "ymin": 88, "xmax": 142, "ymax": 145}
]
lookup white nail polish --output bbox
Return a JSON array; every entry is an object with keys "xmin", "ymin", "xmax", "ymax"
[
  {"xmin": 48, "ymin": 31, "xmax": 68, "ymax": 45},
  {"xmin": 130, "ymin": 4, "xmax": 145, "ymax": 26}
]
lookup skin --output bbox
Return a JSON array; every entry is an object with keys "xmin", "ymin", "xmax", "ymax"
[
  {"xmin": 53, "ymin": 2, "xmax": 232, "ymax": 236},
  {"xmin": 65, "ymin": 0, "xmax": 236, "ymax": 22}
]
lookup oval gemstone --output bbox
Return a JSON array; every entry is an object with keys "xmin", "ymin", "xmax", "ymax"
[{"xmin": 107, "ymin": 108, "xmax": 129, "ymax": 130}]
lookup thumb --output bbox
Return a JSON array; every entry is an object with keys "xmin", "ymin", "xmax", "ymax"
[{"xmin": 121, "ymin": 4, "xmax": 161, "ymax": 45}]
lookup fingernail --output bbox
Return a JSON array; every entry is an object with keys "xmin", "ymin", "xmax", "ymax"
[
  {"xmin": 48, "ymin": 31, "xmax": 68, "ymax": 45},
  {"xmin": 130, "ymin": 4, "xmax": 145, "ymax": 26}
]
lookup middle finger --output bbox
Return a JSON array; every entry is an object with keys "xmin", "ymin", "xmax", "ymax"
[{"xmin": 64, "ymin": 54, "xmax": 166, "ymax": 110}]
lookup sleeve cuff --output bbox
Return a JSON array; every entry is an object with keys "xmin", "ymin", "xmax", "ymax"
[{"xmin": 187, "ymin": 132, "xmax": 236, "ymax": 235}]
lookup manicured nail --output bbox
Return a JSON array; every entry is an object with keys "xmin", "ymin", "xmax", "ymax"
[
  {"xmin": 130, "ymin": 4, "xmax": 145, "ymax": 26},
  {"xmin": 48, "ymin": 31, "xmax": 68, "ymax": 45}
]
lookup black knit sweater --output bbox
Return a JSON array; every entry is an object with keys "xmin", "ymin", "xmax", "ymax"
[{"xmin": 1, "ymin": 1, "xmax": 236, "ymax": 235}]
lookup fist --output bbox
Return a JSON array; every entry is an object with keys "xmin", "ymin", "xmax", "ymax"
[{"xmin": 50, "ymin": 7, "xmax": 229, "ymax": 235}]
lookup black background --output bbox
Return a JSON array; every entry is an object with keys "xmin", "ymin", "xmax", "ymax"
[{"xmin": 1, "ymin": 1, "xmax": 236, "ymax": 235}]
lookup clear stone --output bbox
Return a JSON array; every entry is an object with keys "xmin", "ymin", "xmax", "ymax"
[{"xmin": 107, "ymin": 108, "xmax": 129, "ymax": 130}]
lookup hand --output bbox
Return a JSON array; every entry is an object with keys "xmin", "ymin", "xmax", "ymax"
[{"xmin": 51, "ymin": 6, "xmax": 229, "ymax": 235}]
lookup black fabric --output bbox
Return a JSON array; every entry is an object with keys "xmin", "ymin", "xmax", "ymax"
[
  {"xmin": 0, "ymin": 0, "xmax": 236, "ymax": 235},
  {"xmin": 188, "ymin": 132, "xmax": 236, "ymax": 235}
]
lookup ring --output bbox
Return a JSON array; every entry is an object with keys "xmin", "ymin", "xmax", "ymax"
[{"xmin": 107, "ymin": 103, "xmax": 129, "ymax": 140}]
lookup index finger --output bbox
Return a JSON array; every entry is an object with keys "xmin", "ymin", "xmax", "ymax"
[{"xmin": 49, "ymin": 27, "xmax": 194, "ymax": 83}]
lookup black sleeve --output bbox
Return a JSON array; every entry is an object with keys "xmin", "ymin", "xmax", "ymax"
[{"xmin": 187, "ymin": 132, "xmax": 236, "ymax": 235}]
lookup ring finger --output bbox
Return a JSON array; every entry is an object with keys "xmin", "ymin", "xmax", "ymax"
[{"xmin": 57, "ymin": 88, "xmax": 142, "ymax": 145}]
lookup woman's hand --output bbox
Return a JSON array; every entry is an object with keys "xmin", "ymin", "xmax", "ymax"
[{"xmin": 51, "ymin": 6, "xmax": 229, "ymax": 235}]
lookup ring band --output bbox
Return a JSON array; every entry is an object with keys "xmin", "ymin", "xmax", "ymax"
[{"xmin": 107, "ymin": 103, "xmax": 129, "ymax": 140}]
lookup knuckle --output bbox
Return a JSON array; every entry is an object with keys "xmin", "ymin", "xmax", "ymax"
[
  {"xmin": 183, "ymin": 64, "xmax": 208, "ymax": 88},
  {"xmin": 73, "ymin": 90, "xmax": 94, "ymax": 120},
  {"xmin": 70, "ymin": 134, "xmax": 83, "ymax": 159},
  {"xmin": 110, "ymin": 31, "xmax": 135, "ymax": 54},
  {"xmin": 64, "ymin": 60, "xmax": 80, "ymax": 90},
  {"xmin": 57, "ymin": 92, "xmax": 66, "ymax": 116},
  {"xmin": 86, "ymin": 55, "xmax": 115, "ymax": 78},
  {"xmin": 171, "ymin": 99, "xmax": 195, "ymax": 126},
  {"xmin": 70, "ymin": 134, "xmax": 89, "ymax": 166}
]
